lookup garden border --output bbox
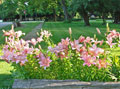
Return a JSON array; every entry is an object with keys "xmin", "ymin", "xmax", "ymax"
[{"xmin": 12, "ymin": 79, "xmax": 120, "ymax": 89}]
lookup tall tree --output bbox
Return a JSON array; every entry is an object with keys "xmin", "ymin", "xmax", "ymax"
[
  {"xmin": 72, "ymin": 0, "xmax": 93, "ymax": 26},
  {"xmin": 92, "ymin": 0, "xmax": 112, "ymax": 25},
  {"xmin": 60, "ymin": 0, "xmax": 69, "ymax": 21},
  {"xmin": 0, "ymin": 0, "xmax": 17, "ymax": 20},
  {"xmin": 59, "ymin": 0, "xmax": 75, "ymax": 22},
  {"xmin": 0, "ymin": 0, "xmax": 27, "ymax": 21},
  {"xmin": 111, "ymin": 0, "xmax": 120, "ymax": 24}
]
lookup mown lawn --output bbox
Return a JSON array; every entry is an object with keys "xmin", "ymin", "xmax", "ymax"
[
  {"xmin": 0, "ymin": 22, "xmax": 40, "ymax": 88},
  {"xmin": 0, "ymin": 20, "xmax": 120, "ymax": 88},
  {"xmin": 43, "ymin": 20, "xmax": 120, "ymax": 43}
]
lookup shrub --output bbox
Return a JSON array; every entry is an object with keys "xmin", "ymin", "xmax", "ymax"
[{"xmin": 0, "ymin": 25, "xmax": 120, "ymax": 81}]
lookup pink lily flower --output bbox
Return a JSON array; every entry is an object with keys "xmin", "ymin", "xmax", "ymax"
[
  {"xmin": 2, "ymin": 30, "xmax": 10, "ymax": 36},
  {"xmin": 41, "ymin": 30, "xmax": 52, "ymax": 38},
  {"xmin": 96, "ymin": 59, "xmax": 108, "ymax": 69},
  {"xmin": 85, "ymin": 37, "xmax": 91, "ymax": 43},
  {"xmin": 79, "ymin": 36, "xmax": 85, "ymax": 43},
  {"xmin": 82, "ymin": 55, "xmax": 96, "ymax": 67},
  {"xmin": 61, "ymin": 37, "xmax": 70, "ymax": 46},
  {"xmin": 22, "ymin": 47, "xmax": 33, "ymax": 54},
  {"xmin": 30, "ymin": 38, "xmax": 37, "ymax": 46},
  {"xmin": 14, "ymin": 54, "xmax": 28, "ymax": 65},
  {"xmin": 89, "ymin": 44, "xmax": 104, "ymax": 56},
  {"xmin": 106, "ymin": 37, "xmax": 116, "ymax": 48},
  {"xmin": 39, "ymin": 57, "xmax": 52, "ymax": 70},
  {"xmin": 71, "ymin": 40, "xmax": 82, "ymax": 51},
  {"xmin": 15, "ymin": 31, "xmax": 25, "ymax": 38},
  {"xmin": 37, "ymin": 36, "xmax": 43, "ymax": 42}
]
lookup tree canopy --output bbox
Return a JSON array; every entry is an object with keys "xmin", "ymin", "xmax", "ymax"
[{"xmin": 0, "ymin": 0, "xmax": 120, "ymax": 25}]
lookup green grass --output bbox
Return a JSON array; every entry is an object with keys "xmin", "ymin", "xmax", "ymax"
[
  {"xmin": 43, "ymin": 20, "xmax": 120, "ymax": 43},
  {"xmin": 0, "ymin": 61, "xmax": 13, "ymax": 88},
  {"xmin": 0, "ymin": 22, "xmax": 40, "ymax": 88},
  {"xmin": 0, "ymin": 20, "xmax": 120, "ymax": 88}
]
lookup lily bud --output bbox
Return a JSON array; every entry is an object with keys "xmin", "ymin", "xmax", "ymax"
[
  {"xmin": 96, "ymin": 28, "xmax": 101, "ymax": 34},
  {"xmin": 37, "ymin": 32, "xmax": 39, "ymax": 36},
  {"xmin": 11, "ymin": 25, "xmax": 14, "ymax": 30},
  {"xmin": 69, "ymin": 27, "xmax": 72, "ymax": 35}
]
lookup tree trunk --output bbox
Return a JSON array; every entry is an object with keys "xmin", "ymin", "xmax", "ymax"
[
  {"xmin": 36, "ymin": 13, "xmax": 37, "ymax": 21},
  {"xmin": 82, "ymin": 11, "xmax": 90, "ymax": 26},
  {"xmin": 53, "ymin": 9, "xmax": 57, "ymax": 21},
  {"xmin": 19, "ymin": 14, "xmax": 22, "ymax": 21},
  {"xmin": 33, "ymin": 14, "xmax": 35, "ymax": 21},
  {"xmin": 102, "ymin": 13, "xmax": 106, "ymax": 25},
  {"xmin": 80, "ymin": 5, "xmax": 90, "ymax": 26},
  {"xmin": 113, "ymin": 11, "xmax": 120, "ymax": 24},
  {"xmin": 60, "ymin": 0, "xmax": 69, "ymax": 21}
]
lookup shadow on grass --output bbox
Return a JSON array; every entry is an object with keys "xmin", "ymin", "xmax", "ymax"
[
  {"xmin": 0, "ymin": 74, "xmax": 14, "ymax": 89},
  {"xmin": 0, "ymin": 60, "xmax": 14, "ymax": 89}
]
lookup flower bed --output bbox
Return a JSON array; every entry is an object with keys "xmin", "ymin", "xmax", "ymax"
[{"xmin": 0, "ymin": 25, "xmax": 120, "ymax": 82}]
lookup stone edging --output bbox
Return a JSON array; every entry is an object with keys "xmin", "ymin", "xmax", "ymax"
[{"xmin": 12, "ymin": 79, "xmax": 120, "ymax": 89}]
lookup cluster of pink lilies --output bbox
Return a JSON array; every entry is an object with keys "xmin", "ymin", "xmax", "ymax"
[
  {"xmin": 1, "ymin": 26, "xmax": 120, "ymax": 70},
  {"xmin": 48, "ymin": 36, "xmax": 106, "ymax": 69},
  {"xmin": 1, "ymin": 26, "xmax": 52, "ymax": 69}
]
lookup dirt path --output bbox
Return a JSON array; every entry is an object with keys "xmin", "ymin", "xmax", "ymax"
[{"xmin": 23, "ymin": 21, "xmax": 44, "ymax": 40}]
